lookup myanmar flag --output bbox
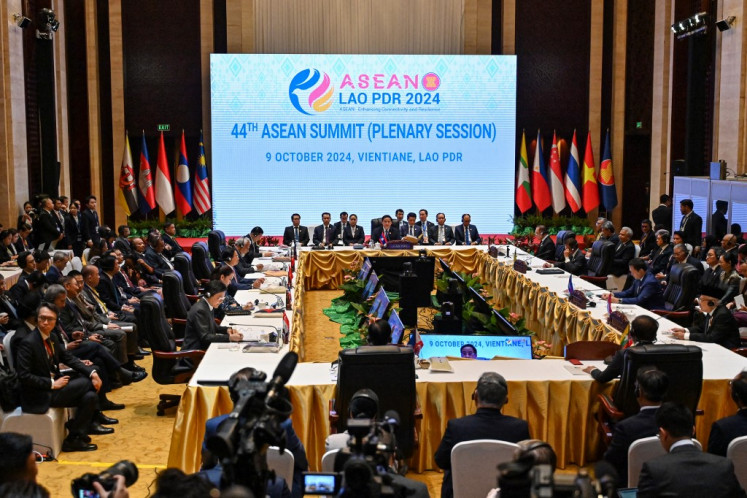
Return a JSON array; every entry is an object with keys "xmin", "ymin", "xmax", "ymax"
[{"xmin": 516, "ymin": 131, "xmax": 532, "ymax": 213}]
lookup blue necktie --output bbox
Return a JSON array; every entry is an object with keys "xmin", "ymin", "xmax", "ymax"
[{"xmin": 465, "ymin": 226, "xmax": 470, "ymax": 245}]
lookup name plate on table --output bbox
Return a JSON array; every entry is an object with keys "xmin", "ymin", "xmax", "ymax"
[
  {"xmin": 569, "ymin": 289, "xmax": 588, "ymax": 309},
  {"xmin": 384, "ymin": 241, "xmax": 413, "ymax": 250},
  {"xmin": 513, "ymin": 259, "xmax": 528, "ymax": 274},
  {"xmin": 607, "ymin": 310, "xmax": 630, "ymax": 333},
  {"xmin": 488, "ymin": 246, "xmax": 499, "ymax": 258}
]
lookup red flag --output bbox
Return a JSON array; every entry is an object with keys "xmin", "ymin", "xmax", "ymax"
[
  {"xmin": 531, "ymin": 130, "xmax": 552, "ymax": 212},
  {"xmin": 155, "ymin": 132, "xmax": 175, "ymax": 214},
  {"xmin": 582, "ymin": 131, "xmax": 599, "ymax": 212}
]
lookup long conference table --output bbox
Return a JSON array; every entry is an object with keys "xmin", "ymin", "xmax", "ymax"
[{"xmin": 168, "ymin": 245, "xmax": 747, "ymax": 475}]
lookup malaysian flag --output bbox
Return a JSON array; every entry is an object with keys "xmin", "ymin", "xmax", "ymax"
[{"xmin": 193, "ymin": 131, "xmax": 212, "ymax": 214}]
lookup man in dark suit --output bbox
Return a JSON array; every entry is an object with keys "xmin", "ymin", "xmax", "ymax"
[
  {"xmin": 637, "ymin": 403, "xmax": 745, "ymax": 497},
  {"xmin": 96, "ymin": 256, "xmax": 136, "ymax": 313},
  {"xmin": 183, "ymin": 281, "xmax": 241, "ymax": 351},
  {"xmin": 161, "ymin": 222, "xmax": 184, "ymax": 259},
  {"xmin": 401, "ymin": 212, "xmax": 422, "ymax": 240},
  {"xmin": 679, "ymin": 198, "xmax": 703, "ymax": 248},
  {"xmin": 650, "ymin": 230, "xmax": 674, "ymax": 276},
  {"xmin": 651, "ymin": 194, "xmax": 673, "ymax": 232},
  {"xmin": 610, "ymin": 227, "xmax": 636, "ymax": 277},
  {"xmin": 33, "ymin": 198, "xmax": 62, "ymax": 251},
  {"xmin": 333, "ymin": 211, "xmax": 349, "ymax": 246},
  {"xmin": 370, "ymin": 215, "xmax": 400, "ymax": 246},
  {"xmin": 454, "ymin": 213, "xmax": 480, "ymax": 245},
  {"xmin": 0, "ymin": 274, "xmax": 23, "ymax": 333},
  {"xmin": 65, "ymin": 203, "xmax": 84, "ymax": 257},
  {"xmin": 548, "ymin": 238, "xmax": 587, "ymax": 275},
  {"xmin": 282, "ymin": 213, "xmax": 310, "ymax": 246},
  {"xmin": 52, "ymin": 197, "xmax": 67, "ymax": 248},
  {"xmin": 670, "ymin": 243, "xmax": 705, "ymax": 279},
  {"xmin": 15, "ymin": 303, "xmax": 108, "ymax": 452},
  {"xmin": 638, "ymin": 219, "xmax": 657, "ymax": 258},
  {"xmin": 14, "ymin": 251, "xmax": 36, "ymax": 288},
  {"xmin": 583, "ymin": 315, "xmax": 658, "ymax": 382},
  {"xmin": 608, "ymin": 259, "xmax": 665, "ymax": 310},
  {"xmin": 534, "ymin": 225, "xmax": 555, "ymax": 261},
  {"xmin": 603, "ymin": 367, "xmax": 668, "ymax": 480},
  {"xmin": 8, "ymin": 271, "xmax": 45, "ymax": 309},
  {"xmin": 430, "ymin": 213, "xmax": 455, "ymax": 245},
  {"xmin": 144, "ymin": 236, "xmax": 174, "ymax": 279},
  {"xmin": 45, "ymin": 252, "xmax": 68, "ymax": 285},
  {"xmin": 342, "ymin": 214, "xmax": 365, "ymax": 246},
  {"xmin": 14, "ymin": 223, "xmax": 32, "ymax": 253},
  {"xmin": 434, "ymin": 372, "xmax": 530, "ymax": 498},
  {"xmin": 709, "ymin": 371, "xmax": 747, "ymax": 456},
  {"xmin": 80, "ymin": 195, "xmax": 101, "ymax": 249},
  {"xmin": 672, "ymin": 284, "xmax": 740, "ymax": 349},
  {"xmin": 713, "ymin": 200, "xmax": 729, "ymax": 241},
  {"xmin": 394, "ymin": 209, "xmax": 407, "ymax": 236},
  {"xmin": 416, "ymin": 209, "xmax": 435, "ymax": 245},
  {"xmin": 113, "ymin": 225, "xmax": 132, "ymax": 258},
  {"xmin": 312, "ymin": 212, "xmax": 337, "ymax": 248}
]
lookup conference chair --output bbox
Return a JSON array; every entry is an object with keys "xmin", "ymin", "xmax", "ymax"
[
  {"xmin": 191, "ymin": 242, "xmax": 215, "ymax": 282},
  {"xmin": 207, "ymin": 230, "xmax": 226, "ymax": 262},
  {"xmin": 321, "ymin": 449, "xmax": 339, "ymax": 472},
  {"xmin": 727, "ymin": 435, "xmax": 747, "ymax": 490},
  {"xmin": 330, "ymin": 345, "xmax": 418, "ymax": 459},
  {"xmin": 553, "ymin": 230, "xmax": 570, "ymax": 262},
  {"xmin": 451, "ymin": 440, "xmax": 519, "ymax": 497},
  {"xmin": 267, "ymin": 446, "xmax": 295, "ymax": 488},
  {"xmin": 651, "ymin": 263, "xmax": 700, "ymax": 326},
  {"xmin": 370, "ymin": 218, "xmax": 382, "ymax": 236},
  {"xmin": 136, "ymin": 293, "xmax": 205, "ymax": 415},
  {"xmin": 564, "ymin": 340, "xmax": 620, "ymax": 361},
  {"xmin": 627, "ymin": 436, "xmax": 702, "ymax": 487},
  {"xmin": 581, "ymin": 240, "xmax": 615, "ymax": 288},
  {"xmin": 2, "ymin": 330, "xmax": 15, "ymax": 370},
  {"xmin": 161, "ymin": 270, "xmax": 196, "ymax": 339},
  {"xmin": 597, "ymin": 344, "xmax": 703, "ymax": 444},
  {"xmin": 173, "ymin": 252, "xmax": 201, "ymax": 296}
]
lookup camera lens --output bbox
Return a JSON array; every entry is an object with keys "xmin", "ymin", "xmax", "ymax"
[{"xmin": 101, "ymin": 460, "xmax": 139, "ymax": 487}]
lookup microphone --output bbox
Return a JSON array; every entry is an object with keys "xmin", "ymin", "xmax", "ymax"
[
  {"xmin": 382, "ymin": 410, "xmax": 400, "ymax": 430},
  {"xmin": 267, "ymin": 351, "xmax": 298, "ymax": 400}
]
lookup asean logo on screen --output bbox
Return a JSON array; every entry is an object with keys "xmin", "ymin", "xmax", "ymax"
[{"xmin": 289, "ymin": 69, "xmax": 333, "ymax": 115}]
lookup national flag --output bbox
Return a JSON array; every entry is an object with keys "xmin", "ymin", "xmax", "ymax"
[
  {"xmin": 564, "ymin": 130, "xmax": 583, "ymax": 213},
  {"xmin": 531, "ymin": 130, "xmax": 552, "ymax": 212},
  {"xmin": 599, "ymin": 129, "xmax": 618, "ymax": 211},
  {"xmin": 549, "ymin": 131, "xmax": 566, "ymax": 213},
  {"xmin": 138, "ymin": 132, "xmax": 156, "ymax": 214},
  {"xmin": 175, "ymin": 131, "xmax": 192, "ymax": 215},
  {"xmin": 568, "ymin": 274, "xmax": 574, "ymax": 293},
  {"xmin": 193, "ymin": 131, "xmax": 212, "ymax": 214},
  {"xmin": 155, "ymin": 132, "xmax": 176, "ymax": 214},
  {"xmin": 582, "ymin": 130, "xmax": 599, "ymax": 212},
  {"xmin": 117, "ymin": 133, "xmax": 138, "ymax": 216},
  {"xmin": 607, "ymin": 292, "xmax": 613, "ymax": 315},
  {"xmin": 408, "ymin": 328, "xmax": 423, "ymax": 355},
  {"xmin": 515, "ymin": 131, "xmax": 532, "ymax": 213},
  {"xmin": 379, "ymin": 231, "xmax": 387, "ymax": 245}
]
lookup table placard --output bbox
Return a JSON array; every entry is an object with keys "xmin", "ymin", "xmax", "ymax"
[
  {"xmin": 384, "ymin": 241, "xmax": 413, "ymax": 250},
  {"xmin": 569, "ymin": 289, "xmax": 588, "ymax": 309},
  {"xmin": 607, "ymin": 310, "xmax": 630, "ymax": 333},
  {"xmin": 513, "ymin": 259, "xmax": 528, "ymax": 274}
]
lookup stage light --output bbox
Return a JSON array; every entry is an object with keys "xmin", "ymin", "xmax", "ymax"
[
  {"xmin": 716, "ymin": 16, "xmax": 737, "ymax": 32},
  {"xmin": 12, "ymin": 13, "xmax": 31, "ymax": 29},
  {"xmin": 671, "ymin": 12, "xmax": 708, "ymax": 40}
]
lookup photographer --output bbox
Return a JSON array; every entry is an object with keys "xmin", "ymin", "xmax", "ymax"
[
  {"xmin": 330, "ymin": 388, "xmax": 429, "ymax": 498},
  {"xmin": 490, "ymin": 439, "xmax": 557, "ymax": 498}
]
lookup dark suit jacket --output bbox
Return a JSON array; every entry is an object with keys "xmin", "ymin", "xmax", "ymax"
[
  {"xmin": 59, "ymin": 299, "xmax": 90, "ymax": 335},
  {"xmin": 112, "ymin": 271, "xmax": 142, "ymax": 299},
  {"xmin": 7, "ymin": 280, "xmax": 30, "ymax": 307},
  {"xmin": 33, "ymin": 210, "xmax": 60, "ymax": 249},
  {"xmin": 611, "ymin": 241, "xmax": 636, "ymax": 276},
  {"xmin": 312, "ymin": 224, "xmax": 337, "ymax": 246},
  {"xmin": 9, "ymin": 322, "xmax": 33, "ymax": 367},
  {"xmin": 652, "ymin": 204, "xmax": 672, "ymax": 231},
  {"xmin": 65, "ymin": 213, "xmax": 83, "ymax": 255},
  {"xmin": 713, "ymin": 210, "xmax": 728, "ymax": 241},
  {"xmin": 400, "ymin": 223, "xmax": 422, "ymax": 239},
  {"xmin": 434, "ymin": 408, "xmax": 530, "ymax": 498},
  {"xmin": 113, "ymin": 237, "xmax": 132, "ymax": 257},
  {"xmin": 603, "ymin": 407, "xmax": 659, "ymax": 480},
  {"xmin": 638, "ymin": 231, "xmax": 657, "ymax": 258},
  {"xmin": 342, "ymin": 225, "xmax": 365, "ymax": 245},
  {"xmin": 162, "ymin": 233, "xmax": 184, "ymax": 259},
  {"xmin": 15, "ymin": 329, "xmax": 93, "ymax": 414},
  {"xmin": 708, "ymin": 410, "xmax": 747, "ymax": 457},
  {"xmin": 637, "ymin": 443, "xmax": 745, "ymax": 497},
  {"xmin": 96, "ymin": 272, "xmax": 123, "ymax": 311},
  {"xmin": 14, "ymin": 236, "xmax": 31, "ymax": 254},
  {"xmin": 81, "ymin": 209, "xmax": 101, "ymax": 246},
  {"xmin": 589, "ymin": 342, "xmax": 653, "ymax": 384},
  {"xmin": 535, "ymin": 236, "xmax": 556, "ymax": 261},
  {"xmin": 144, "ymin": 246, "xmax": 173, "ymax": 278},
  {"xmin": 555, "ymin": 249, "xmax": 587, "ymax": 276},
  {"xmin": 429, "ymin": 224, "xmax": 455, "ymax": 245},
  {"xmin": 282, "ymin": 225, "xmax": 310, "ymax": 246},
  {"xmin": 684, "ymin": 255, "xmax": 705, "ymax": 278},
  {"xmin": 700, "ymin": 265, "xmax": 723, "ymax": 289},
  {"xmin": 333, "ymin": 222, "xmax": 349, "ymax": 245},
  {"xmin": 688, "ymin": 304, "xmax": 741, "ymax": 349},
  {"xmin": 370, "ymin": 226, "xmax": 401, "ymax": 244},
  {"xmin": 0, "ymin": 295, "xmax": 23, "ymax": 330},
  {"xmin": 649, "ymin": 245, "xmax": 673, "ymax": 275},
  {"xmin": 183, "ymin": 298, "xmax": 229, "ymax": 351},
  {"xmin": 454, "ymin": 224, "xmax": 480, "ymax": 245},
  {"xmin": 680, "ymin": 211, "xmax": 703, "ymax": 247},
  {"xmin": 45, "ymin": 265, "xmax": 63, "ymax": 285},
  {"xmin": 614, "ymin": 272, "xmax": 665, "ymax": 310}
]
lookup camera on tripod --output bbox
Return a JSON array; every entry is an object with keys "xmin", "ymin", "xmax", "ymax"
[{"xmin": 71, "ymin": 460, "xmax": 138, "ymax": 498}]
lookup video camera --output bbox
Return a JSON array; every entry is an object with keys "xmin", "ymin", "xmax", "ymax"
[
  {"xmin": 304, "ymin": 411, "xmax": 411, "ymax": 498},
  {"xmin": 206, "ymin": 351, "xmax": 298, "ymax": 497},
  {"xmin": 71, "ymin": 460, "xmax": 138, "ymax": 498},
  {"xmin": 497, "ymin": 456, "xmax": 619, "ymax": 498}
]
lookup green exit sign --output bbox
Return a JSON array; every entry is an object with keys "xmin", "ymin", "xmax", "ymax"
[
  {"xmin": 636, "ymin": 121, "xmax": 643, "ymax": 129},
  {"xmin": 157, "ymin": 124, "xmax": 170, "ymax": 132}
]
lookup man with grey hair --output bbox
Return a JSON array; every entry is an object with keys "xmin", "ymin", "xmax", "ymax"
[
  {"xmin": 600, "ymin": 220, "xmax": 620, "ymax": 244},
  {"xmin": 666, "ymin": 243, "xmax": 704, "ymax": 280},
  {"xmin": 434, "ymin": 372, "xmax": 530, "ymax": 498},
  {"xmin": 611, "ymin": 226, "xmax": 636, "ymax": 277},
  {"xmin": 45, "ymin": 251, "xmax": 69, "ymax": 284},
  {"xmin": 235, "ymin": 237, "xmax": 263, "ymax": 275}
]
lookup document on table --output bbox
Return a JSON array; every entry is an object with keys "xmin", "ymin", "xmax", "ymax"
[{"xmin": 235, "ymin": 327, "xmax": 270, "ymax": 342}]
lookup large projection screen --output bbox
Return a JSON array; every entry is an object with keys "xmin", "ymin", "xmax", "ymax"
[{"xmin": 211, "ymin": 54, "xmax": 516, "ymax": 236}]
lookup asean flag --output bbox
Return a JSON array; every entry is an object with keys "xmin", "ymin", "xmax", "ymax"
[{"xmin": 175, "ymin": 131, "xmax": 192, "ymax": 215}]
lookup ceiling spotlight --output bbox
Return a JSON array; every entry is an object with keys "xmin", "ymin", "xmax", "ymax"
[
  {"xmin": 671, "ymin": 12, "xmax": 708, "ymax": 40},
  {"xmin": 12, "ymin": 13, "xmax": 31, "ymax": 29},
  {"xmin": 36, "ymin": 8, "xmax": 59, "ymax": 40},
  {"xmin": 716, "ymin": 16, "xmax": 737, "ymax": 32}
]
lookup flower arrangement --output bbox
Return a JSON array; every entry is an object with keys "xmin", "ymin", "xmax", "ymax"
[
  {"xmin": 532, "ymin": 339, "xmax": 551, "ymax": 359},
  {"xmin": 259, "ymin": 236, "xmax": 281, "ymax": 246}
]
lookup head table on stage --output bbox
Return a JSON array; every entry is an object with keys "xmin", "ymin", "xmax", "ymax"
[{"xmin": 167, "ymin": 245, "xmax": 747, "ymax": 475}]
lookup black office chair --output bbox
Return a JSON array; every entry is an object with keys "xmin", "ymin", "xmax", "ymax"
[
  {"xmin": 161, "ymin": 270, "xmax": 195, "ymax": 339},
  {"xmin": 370, "ymin": 218, "xmax": 382, "ymax": 236},
  {"xmin": 597, "ymin": 344, "xmax": 703, "ymax": 443},
  {"xmin": 191, "ymin": 242, "xmax": 215, "ymax": 281},
  {"xmin": 581, "ymin": 240, "xmax": 615, "ymax": 288},
  {"xmin": 652, "ymin": 263, "xmax": 700, "ymax": 326},
  {"xmin": 553, "ymin": 230, "xmax": 571, "ymax": 262},
  {"xmin": 137, "ymin": 293, "xmax": 205, "ymax": 415},
  {"xmin": 331, "ymin": 346, "xmax": 418, "ymax": 459},
  {"xmin": 207, "ymin": 230, "xmax": 226, "ymax": 262},
  {"xmin": 173, "ymin": 252, "xmax": 200, "ymax": 296}
]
